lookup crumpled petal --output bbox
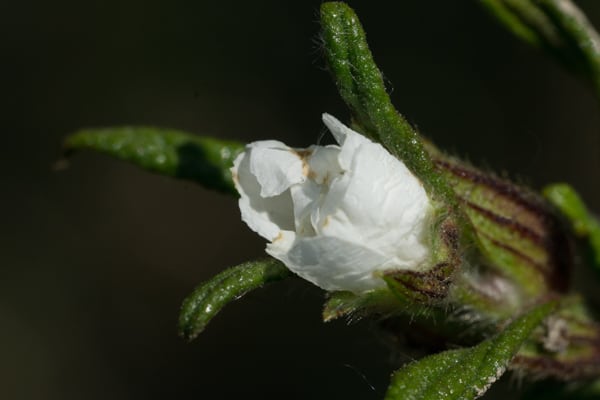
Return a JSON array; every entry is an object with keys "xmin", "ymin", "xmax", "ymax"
[
  {"xmin": 233, "ymin": 142, "xmax": 297, "ymax": 241},
  {"xmin": 248, "ymin": 141, "xmax": 305, "ymax": 197},
  {"xmin": 317, "ymin": 114, "xmax": 431, "ymax": 266},
  {"xmin": 231, "ymin": 114, "xmax": 432, "ymax": 293},
  {"xmin": 267, "ymin": 234, "xmax": 388, "ymax": 292}
]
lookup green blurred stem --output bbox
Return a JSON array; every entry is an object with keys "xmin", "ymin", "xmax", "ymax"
[
  {"xmin": 479, "ymin": 0, "xmax": 551, "ymax": 46},
  {"xmin": 541, "ymin": 0, "xmax": 600, "ymax": 94},
  {"xmin": 480, "ymin": 0, "xmax": 600, "ymax": 98},
  {"xmin": 544, "ymin": 183, "xmax": 600, "ymax": 270}
]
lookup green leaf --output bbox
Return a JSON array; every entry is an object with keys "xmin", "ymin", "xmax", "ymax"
[
  {"xmin": 179, "ymin": 258, "xmax": 291, "ymax": 341},
  {"xmin": 384, "ymin": 300, "xmax": 557, "ymax": 400},
  {"xmin": 64, "ymin": 126, "xmax": 244, "ymax": 195},
  {"xmin": 319, "ymin": 2, "xmax": 453, "ymax": 203},
  {"xmin": 544, "ymin": 183, "xmax": 600, "ymax": 270}
]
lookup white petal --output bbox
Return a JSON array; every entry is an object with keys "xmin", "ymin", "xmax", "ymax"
[
  {"xmin": 248, "ymin": 141, "xmax": 305, "ymax": 197},
  {"xmin": 317, "ymin": 115, "xmax": 432, "ymax": 269},
  {"xmin": 233, "ymin": 114, "xmax": 433, "ymax": 293},
  {"xmin": 265, "ymin": 229, "xmax": 296, "ymax": 258},
  {"xmin": 232, "ymin": 149, "xmax": 295, "ymax": 241},
  {"xmin": 290, "ymin": 181, "xmax": 320, "ymax": 236},
  {"xmin": 322, "ymin": 113, "xmax": 359, "ymax": 147},
  {"xmin": 267, "ymin": 235, "xmax": 387, "ymax": 293},
  {"xmin": 305, "ymin": 145, "xmax": 342, "ymax": 184}
]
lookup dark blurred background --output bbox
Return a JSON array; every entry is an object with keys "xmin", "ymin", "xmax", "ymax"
[{"xmin": 2, "ymin": 1, "xmax": 600, "ymax": 399}]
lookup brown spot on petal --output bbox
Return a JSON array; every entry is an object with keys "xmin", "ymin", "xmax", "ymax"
[
  {"xmin": 290, "ymin": 149, "xmax": 313, "ymax": 177},
  {"xmin": 273, "ymin": 232, "xmax": 284, "ymax": 243},
  {"xmin": 292, "ymin": 149, "xmax": 314, "ymax": 159}
]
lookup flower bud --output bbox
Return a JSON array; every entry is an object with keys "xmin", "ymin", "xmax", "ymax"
[{"xmin": 231, "ymin": 114, "xmax": 433, "ymax": 293}]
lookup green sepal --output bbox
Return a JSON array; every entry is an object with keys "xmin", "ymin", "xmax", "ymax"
[
  {"xmin": 383, "ymin": 263, "xmax": 454, "ymax": 305},
  {"xmin": 384, "ymin": 300, "xmax": 557, "ymax": 400},
  {"xmin": 544, "ymin": 183, "xmax": 600, "ymax": 271},
  {"xmin": 383, "ymin": 214, "xmax": 460, "ymax": 305},
  {"xmin": 178, "ymin": 258, "xmax": 291, "ymax": 341},
  {"xmin": 63, "ymin": 126, "xmax": 244, "ymax": 195},
  {"xmin": 323, "ymin": 289, "xmax": 407, "ymax": 323},
  {"xmin": 435, "ymin": 154, "xmax": 572, "ymax": 298}
]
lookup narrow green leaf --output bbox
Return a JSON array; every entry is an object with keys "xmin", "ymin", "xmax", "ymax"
[
  {"xmin": 178, "ymin": 258, "xmax": 291, "ymax": 341},
  {"xmin": 384, "ymin": 300, "xmax": 557, "ymax": 400},
  {"xmin": 64, "ymin": 126, "xmax": 244, "ymax": 195},
  {"xmin": 544, "ymin": 183, "xmax": 600, "ymax": 270},
  {"xmin": 320, "ymin": 2, "xmax": 453, "ymax": 203}
]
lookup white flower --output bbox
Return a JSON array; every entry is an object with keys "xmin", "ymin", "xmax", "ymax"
[{"xmin": 231, "ymin": 114, "xmax": 433, "ymax": 293}]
